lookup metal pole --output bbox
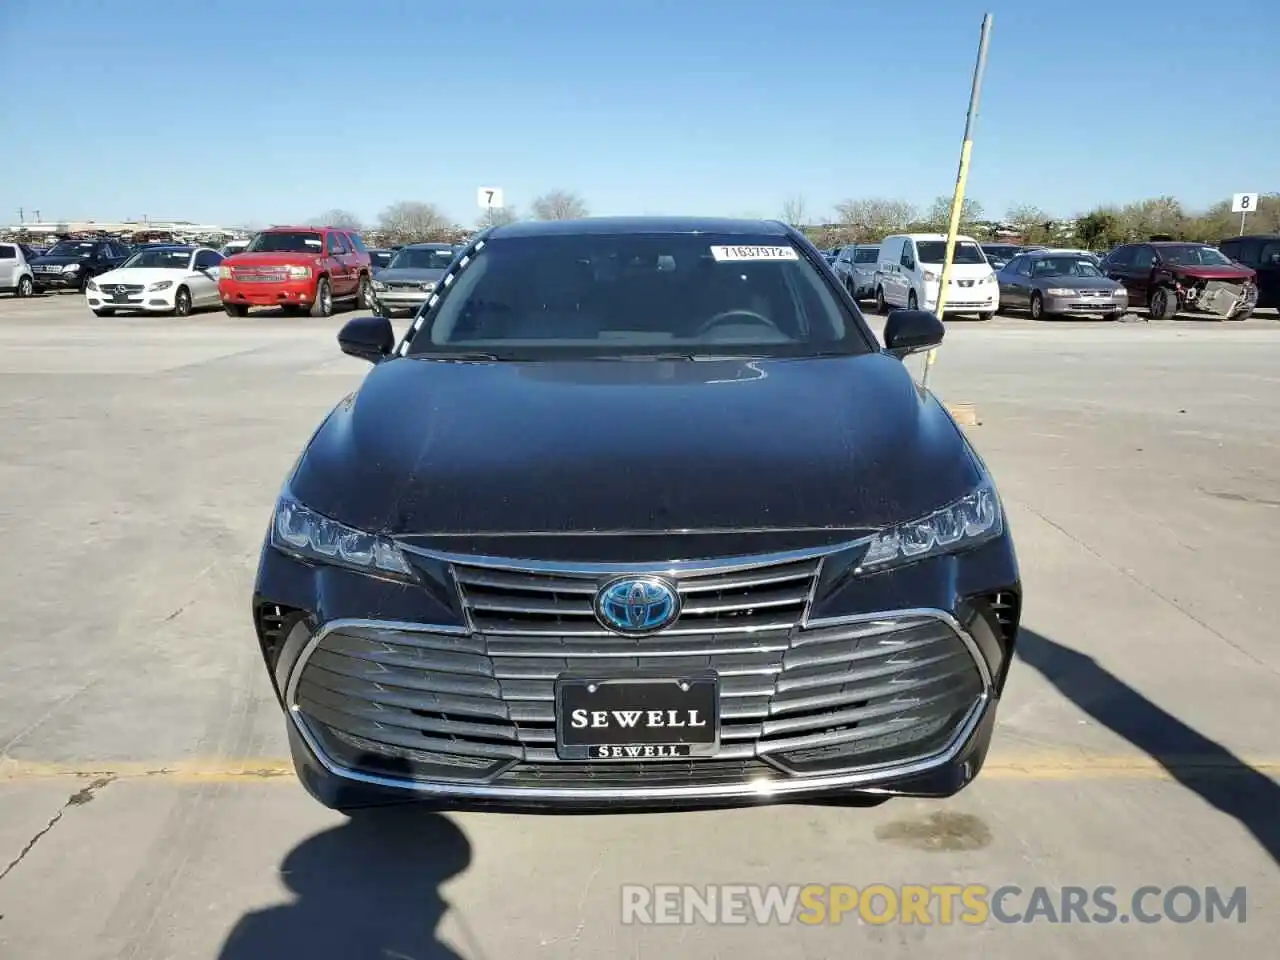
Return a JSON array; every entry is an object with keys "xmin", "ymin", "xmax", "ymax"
[
  {"xmin": 1240, "ymin": 211, "xmax": 1246, "ymax": 236},
  {"xmin": 922, "ymin": 12, "xmax": 993, "ymax": 390}
]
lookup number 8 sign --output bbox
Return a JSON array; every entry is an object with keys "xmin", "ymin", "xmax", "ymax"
[{"xmin": 1231, "ymin": 192, "xmax": 1258, "ymax": 213}]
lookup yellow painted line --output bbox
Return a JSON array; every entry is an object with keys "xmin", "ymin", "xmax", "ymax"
[{"xmin": 1, "ymin": 755, "xmax": 1277, "ymax": 785}]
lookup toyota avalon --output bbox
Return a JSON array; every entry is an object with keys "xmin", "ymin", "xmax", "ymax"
[{"xmin": 252, "ymin": 217, "xmax": 1022, "ymax": 811}]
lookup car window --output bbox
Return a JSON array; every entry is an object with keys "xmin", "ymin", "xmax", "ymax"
[
  {"xmin": 0, "ymin": 244, "xmax": 15, "ymax": 259},
  {"xmin": 914, "ymin": 241, "xmax": 986, "ymax": 265},
  {"xmin": 345, "ymin": 232, "xmax": 367, "ymax": 254},
  {"xmin": 1132, "ymin": 246, "xmax": 1156, "ymax": 269},
  {"xmin": 247, "ymin": 231, "xmax": 324, "ymax": 254},
  {"xmin": 389, "ymin": 247, "xmax": 457, "ymax": 270},
  {"xmin": 854, "ymin": 247, "xmax": 879, "ymax": 264},
  {"xmin": 1104, "ymin": 245, "xmax": 1133, "ymax": 267},
  {"xmin": 899, "ymin": 242, "xmax": 914, "ymax": 268},
  {"xmin": 326, "ymin": 232, "xmax": 349, "ymax": 255},
  {"xmin": 194, "ymin": 249, "xmax": 222, "ymax": 269},
  {"xmin": 1258, "ymin": 240, "xmax": 1280, "ymax": 266},
  {"xmin": 407, "ymin": 233, "xmax": 873, "ymax": 360},
  {"xmin": 123, "ymin": 248, "xmax": 195, "ymax": 269}
]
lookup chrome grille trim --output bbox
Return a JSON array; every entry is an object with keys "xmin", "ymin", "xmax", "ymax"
[{"xmin": 285, "ymin": 607, "xmax": 993, "ymax": 800}]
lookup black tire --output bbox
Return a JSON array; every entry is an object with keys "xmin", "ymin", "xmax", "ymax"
[
  {"xmin": 1104, "ymin": 311, "xmax": 1124, "ymax": 321},
  {"xmin": 172, "ymin": 286, "xmax": 192, "ymax": 317},
  {"xmin": 356, "ymin": 274, "xmax": 372, "ymax": 310},
  {"xmin": 875, "ymin": 286, "xmax": 887, "ymax": 314},
  {"xmin": 977, "ymin": 312, "xmax": 996, "ymax": 322},
  {"xmin": 1229, "ymin": 308, "xmax": 1252, "ymax": 321},
  {"xmin": 280, "ymin": 304, "xmax": 304, "ymax": 315},
  {"xmin": 1029, "ymin": 291, "xmax": 1045, "ymax": 320},
  {"xmin": 92, "ymin": 308, "xmax": 115, "ymax": 317},
  {"xmin": 16, "ymin": 275, "xmax": 34, "ymax": 298},
  {"xmin": 310, "ymin": 277, "xmax": 334, "ymax": 317},
  {"xmin": 907, "ymin": 290, "xmax": 918, "ymax": 311},
  {"xmin": 1148, "ymin": 287, "xmax": 1178, "ymax": 321},
  {"xmin": 223, "ymin": 303, "xmax": 249, "ymax": 317}
]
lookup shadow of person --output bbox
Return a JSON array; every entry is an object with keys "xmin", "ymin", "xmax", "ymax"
[
  {"xmin": 1016, "ymin": 628, "xmax": 1280, "ymax": 867},
  {"xmin": 218, "ymin": 805, "xmax": 472, "ymax": 960}
]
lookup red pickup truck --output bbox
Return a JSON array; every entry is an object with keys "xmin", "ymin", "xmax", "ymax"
[{"xmin": 218, "ymin": 225, "xmax": 373, "ymax": 317}]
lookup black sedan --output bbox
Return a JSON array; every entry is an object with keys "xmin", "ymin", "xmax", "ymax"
[
  {"xmin": 252, "ymin": 217, "xmax": 1022, "ymax": 812},
  {"xmin": 997, "ymin": 251, "xmax": 1129, "ymax": 320}
]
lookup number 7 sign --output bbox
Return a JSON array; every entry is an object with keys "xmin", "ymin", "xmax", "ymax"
[{"xmin": 477, "ymin": 187, "xmax": 504, "ymax": 209}]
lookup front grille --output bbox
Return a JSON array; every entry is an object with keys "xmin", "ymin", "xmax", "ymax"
[
  {"xmin": 385, "ymin": 281, "xmax": 425, "ymax": 291},
  {"xmin": 291, "ymin": 553, "xmax": 986, "ymax": 790},
  {"xmin": 234, "ymin": 269, "xmax": 286, "ymax": 283},
  {"xmin": 104, "ymin": 284, "xmax": 143, "ymax": 294},
  {"xmin": 452, "ymin": 557, "xmax": 820, "ymax": 635}
]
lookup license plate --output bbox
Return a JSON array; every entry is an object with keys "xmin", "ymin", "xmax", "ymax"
[
  {"xmin": 112, "ymin": 293, "xmax": 131, "ymax": 302},
  {"xmin": 555, "ymin": 674, "xmax": 719, "ymax": 760}
]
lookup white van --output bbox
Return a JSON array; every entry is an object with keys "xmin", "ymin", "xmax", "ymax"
[{"xmin": 874, "ymin": 233, "xmax": 999, "ymax": 320}]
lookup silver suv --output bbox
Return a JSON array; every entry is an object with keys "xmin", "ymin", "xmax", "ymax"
[
  {"xmin": 0, "ymin": 241, "xmax": 36, "ymax": 298},
  {"xmin": 832, "ymin": 244, "xmax": 880, "ymax": 300}
]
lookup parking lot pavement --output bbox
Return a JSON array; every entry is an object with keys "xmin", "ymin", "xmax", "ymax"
[{"xmin": 1, "ymin": 296, "xmax": 1277, "ymax": 959}]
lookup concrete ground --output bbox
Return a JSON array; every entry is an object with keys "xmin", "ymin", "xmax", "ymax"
[{"xmin": 0, "ymin": 292, "xmax": 1277, "ymax": 959}]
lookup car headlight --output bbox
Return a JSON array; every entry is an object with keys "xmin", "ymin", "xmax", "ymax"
[
  {"xmin": 857, "ymin": 481, "xmax": 1002, "ymax": 573},
  {"xmin": 420, "ymin": 281, "xmax": 436, "ymax": 292},
  {"xmin": 219, "ymin": 265, "xmax": 233, "ymax": 279},
  {"xmin": 270, "ymin": 495, "xmax": 414, "ymax": 581},
  {"xmin": 979, "ymin": 273, "xmax": 996, "ymax": 285},
  {"xmin": 148, "ymin": 280, "xmax": 173, "ymax": 292},
  {"xmin": 286, "ymin": 265, "xmax": 311, "ymax": 279},
  {"xmin": 1111, "ymin": 287, "xmax": 1128, "ymax": 297},
  {"xmin": 923, "ymin": 270, "xmax": 939, "ymax": 282},
  {"xmin": 1046, "ymin": 287, "xmax": 1076, "ymax": 296},
  {"xmin": 372, "ymin": 279, "xmax": 387, "ymax": 291},
  {"xmin": 86, "ymin": 280, "xmax": 98, "ymax": 292},
  {"xmin": 63, "ymin": 263, "xmax": 81, "ymax": 273}
]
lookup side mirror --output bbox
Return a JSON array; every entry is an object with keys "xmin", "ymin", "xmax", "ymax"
[
  {"xmin": 338, "ymin": 315, "xmax": 395, "ymax": 363},
  {"xmin": 883, "ymin": 309, "xmax": 945, "ymax": 360}
]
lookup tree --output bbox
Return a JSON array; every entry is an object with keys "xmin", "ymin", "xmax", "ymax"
[
  {"xmin": 1075, "ymin": 209, "xmax": 1124, "ymax": 251},
  {"xmin": 924, "ymin": 195, "xmax": 984, "ymax": 232},
  {"xmin": 832, "ymin": 198, "xmax": 917, "ymax": 242},
  {"xmin": 1006, "ymin": 203, "xmax": 1054, "ymax": 243},
  {"xmin": 1118, "ymin": 196, "xmax": 1187, "ymax": 241},
  {"xmin": 376, "ymin": 201, "xmax": 452, "ymax": 243},
  {"xmin": 530, "ymin": 190, "xmax": 589, "ymax": 221},
  {"xmin": 477, "ymin": 206, "xmax": 520, "ymax": 229},
  {"xmin": 780, "ymin": 195, "xmax": 808, "ymax": 227},
  {"xmin": 310, "ymin": 208, "xmax": 363, "ymax": 230}
]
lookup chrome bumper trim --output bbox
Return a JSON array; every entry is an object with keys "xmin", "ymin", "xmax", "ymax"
[{"xmin": 283, "ymin": 607, "xmax": 993, "ymax": 801}]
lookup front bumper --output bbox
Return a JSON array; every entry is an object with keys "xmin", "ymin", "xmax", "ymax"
[
  {"xmin": 219, "ymin": 278, "xmax": 316, "ymax": 307},
  {"xmin": 372, "ymin": 287, "xmax": 433, "ymax": 313},
  {"xmin": 86, "ymin": 288, "xmax": 177, "ymax": 312},
  {"xmin": 1043, "ymin": 293, "xmax": 1128, "ymax": 315},
  {"xmin": 32, "ymin": 270, "xmax": 83, "ymax": 290},
  {"xmin": 925, "ymin": 284, "xmax": 998, "ymax": 314},
  {"xmin": 254, "ymin": 535, "xmax": 1021, "ymax": 810}
]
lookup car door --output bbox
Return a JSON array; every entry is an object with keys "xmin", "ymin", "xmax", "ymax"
[
  {"xmin": 997, "ymin": 255, "xmax": 1027, "ymax": 307},
  {"xmin": 1127, "ymin": 244, "xmax": 1157, "ymax": 304},
  {"xmin": 325, "ymin": 231, "xmax": 353, "ymax": 296},
  {"xmin": 1254, "ymin": 239, "xmax": 1280, "ymax": 308},
  {"xmin": 0, "ymin": 243, "xmax": 16, "ymax": 289},
  {"xmin": 1103, "ymin": 245, "xmax": 1136, "ymax": 296},
  {"xmin": 191, "ymin": 250, "xmax": 223, "ymax": 305}
]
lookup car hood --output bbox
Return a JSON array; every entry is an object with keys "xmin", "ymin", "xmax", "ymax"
[
  {"xmin": 374, "ymin": 267, "xmax": 446, "ymax": 283},
  {"xmin": 1164, "ymin": 264, "xmax": 1255, "ymax": 281},
  {"xmin": 224, "ymin": 251, "xmax": 322, "ymax": 268},
  {"xmin": 289, "ymin": 354, "xmax": 982, "ymax": 537},
  {"xmin": 1033, "ymin": 275, "xmax": 1121, "ymax": 290},
  {"xmin": 30, "ymin": 255, "xmax": 88, "ymax": 266},
  {"xmin": 94, "ymin": 267, "xmax": 189, "ymax": 286}
]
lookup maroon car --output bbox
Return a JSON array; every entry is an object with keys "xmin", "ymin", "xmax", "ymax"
[{"xmin": 1101, "ymin": 242, "xmax": 1257, "ymax": 320}]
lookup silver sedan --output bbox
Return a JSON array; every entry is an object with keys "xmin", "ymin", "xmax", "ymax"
[{"xmin": 997, "ymin": 252, "xmax": 1128, "ymax": 320}]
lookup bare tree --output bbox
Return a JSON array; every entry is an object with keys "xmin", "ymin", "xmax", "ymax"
[
  {"xmin": 833, "ymin": 198, "xmax": 917, "ymax": 241},
  {"xmin": 310, "ymin": 208, "xmax": 363, "ymax": 231},
  {"xmin": 530, "ymin": 190, "xmax": 589, "ymax": 221},
  {"xmin": 780, "ymin": 195, "xmax": 808, "ymax": 227},
  {"xmin": 1004, "ymin": 203, "xmax": 1055, "ymax": 243},
  {"xmin": 924, "ymin": 195, "xmax": 984, "ymax": 231},
  {"xmin": 377, "ymin": 201, "xmax": 452, "ymax": 243},
  {"xmin": 477, "ymin": 206, "xmax": 520, "ymax": 229}
]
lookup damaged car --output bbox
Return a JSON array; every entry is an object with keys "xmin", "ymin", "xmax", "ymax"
[{"xmin": 1101, "ymin": 242, "xmax": 1257, "ymax": 320}]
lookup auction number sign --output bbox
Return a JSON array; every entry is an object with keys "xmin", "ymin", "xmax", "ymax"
[
  {"xmin": 1231, "ymin": 193, "xmax": 1258, "ymax": 214},
  {"xmin": 477, "ymin": 187, "xmax": 504, "ymax": 209}
]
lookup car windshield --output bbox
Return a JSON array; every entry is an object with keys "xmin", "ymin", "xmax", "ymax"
[
  {"xmin": 389, "ymin": 247, "xmax": 456, "ymax": 270},
  {"xmin": 915, "ymin": 241, "xmax": 987, "ymax": 265},
  {"xmin": 1159, "ymin": 245, "xmax": 1234, "ymax": 267},
  {"xmin": 123, "ymin": 248, "xmax": 192, "ymax": 269},
  {"xmin": 1030, "ymin": 257, "xmax": 1103, "ymax": 278},
  {"xmin": 983, "ymin": 245, "xmax": 1020, "ymax": 258},
  {"xmin": 45, "ymin": 241, "xmax": 97, "ymax": 258},
  {"xmin": 407, "ymin": 233, "xmax": 870, "ymax": 360},
  {"xmin": 370, "ymin": 251, "xmax": 393, "ymax": 267},
  {"xmin": 246, "ymin": 231, "xmax": 323, "ymax": 254},
  {"xmin": 854, "ymin": 248, "xmax": 879, "ymax": 263}
]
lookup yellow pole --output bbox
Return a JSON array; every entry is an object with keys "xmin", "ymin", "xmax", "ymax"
[{"xmin": 923, "ymin": 13, "xmax": 993, "ymax": 389}]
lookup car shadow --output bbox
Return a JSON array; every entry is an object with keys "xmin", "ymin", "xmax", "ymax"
[
  {"xmin": 217, "ymin": 805, "xmax": 473, "ymax": 960},
  {"xmin": 1016, "ymin": 629, "xmax": 1280, "ymax": 867}
]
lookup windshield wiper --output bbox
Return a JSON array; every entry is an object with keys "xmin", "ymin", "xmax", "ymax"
[{"xmin": 414, "ymin": 351, "xmax": 506, "ymax": 362}]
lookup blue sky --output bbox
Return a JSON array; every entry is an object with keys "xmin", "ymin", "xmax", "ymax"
[{"xmin": 2, "ymin": 0, "xmax": 1277, "ymax": 228}]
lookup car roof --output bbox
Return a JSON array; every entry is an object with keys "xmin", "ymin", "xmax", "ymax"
[
  {"xmin": 401, "ymin": 242, "xmax": 455, "ymax": 249},
  {"xmin": 1232, "ymin": 233, "xmax": 1280, "ymax": 240},
  {"xmin": 1148, "ymin": 241, "xmax": 1212, "ymax": 247},
  {"xmin": 488, "ymin": 216, "xmax": 792, "ymax": 239}
]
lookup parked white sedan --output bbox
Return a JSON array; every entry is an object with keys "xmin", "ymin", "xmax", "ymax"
[{"xmin": 85, "ymin": 245, "xmax": 224, "ymax": 316}]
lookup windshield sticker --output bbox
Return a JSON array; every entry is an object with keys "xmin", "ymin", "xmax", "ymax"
[
  {"xmin": 305, "ymin": 239, "xmax": 322, "ymax": 247},
  {"xmin": 710, "ymin": 245, "xmax": 799, "ymax": 262}
]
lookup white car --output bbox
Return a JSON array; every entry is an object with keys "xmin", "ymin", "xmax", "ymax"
[
  {"xmin": 85, "ymin": 245, "xmax": 225, "ymax": 317},
  {"xmin": 875, "ymin": 233, "xmax": 999, "ymax": 320},
  {"xmin": 0, "ymin": 241, "xmax": 36, "ymax": 298}
]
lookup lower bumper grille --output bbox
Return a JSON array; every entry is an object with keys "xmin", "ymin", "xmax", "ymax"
[{"xmin": 290, "ymin": 612, "xmax": 987, "ymax": 791}]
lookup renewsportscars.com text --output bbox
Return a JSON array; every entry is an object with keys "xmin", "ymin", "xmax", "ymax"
[{"xmin": 620, "ymin": 884, "xmax": 1247, "ymax": 926}]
